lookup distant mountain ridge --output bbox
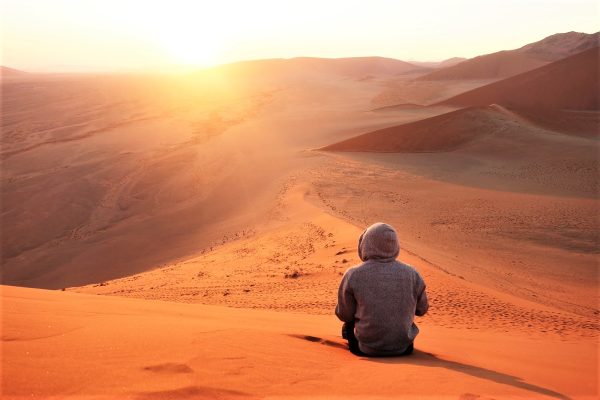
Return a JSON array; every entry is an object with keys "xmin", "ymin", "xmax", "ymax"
[{"xmin": 419, "ymin": 31, "xmax": 599, "ymax": 80}]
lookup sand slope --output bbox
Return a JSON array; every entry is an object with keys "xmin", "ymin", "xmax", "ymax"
[
  {"xmin": 518, "ymin": 31, "xmax": 600, "ymax": 60},
  {"xmin": 321, "ymin": 102, "xmax": 598, "ymax": 154},
  {"xmin": 72, "ymin": 180, "xmax": 599, "ymax": 334},
  {"xmin": 502, "ymin": 107, "xmax": 600, "ymax": 138},
  {"xmin": 1, "ymin": 66, "xmax": 426, "ymax": 288},
  {"xmin": 3, "ymin": 283, "xmax": 598, "ymax": 399},
  {"xmin": 0, "ymin": 66, "xmax": 27, "ymax": 77},
  {"xmin": 321, "ymin": 107, "xmax": 504, "ymax": 152},
  {"xmin": 420, "ymin": 51, "xmax": 548, "ymax": 81},
  {"xmin": 437, "ymin": 47, "xmax": 600, "ymax": 110},
  {"xmin": 6, "ymin": 178, "xmax": 599, "ymax": 399},
  {"xmin": 420, "ymin": 31, "xmax": 599, "ymax": 80},
  {"xmin": 0, "ymin": 73, "xmax": 284, "ymax": 288}
]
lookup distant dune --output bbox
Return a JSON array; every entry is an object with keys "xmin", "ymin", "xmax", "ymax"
[
  {"xmin": 438, "ymin": 46, "xmax": 600, "ymax": 111},
  {"xmin": 1, "ymin": 66, "xmax": 27, "ymax": 76},
  {"xmin": 214, "ymin": 56, "xmax": 427, "ymax": 80},
  {"xmin": 322, "ymin": 107, "xmax": 502, "ymax": 153},
  {"xmin": 420, "ymin": 31, "xmax": 599, "ymax": 80},
  {"xmin": 519, "ymin": 30, "xmax": 600, "ymax": 60},
  {"xmin": 408, "ymin": 57, "xmax": 467, "ymax": 69},
  {"xmin": 370, "ymin": 103, "xmax": 427, "ymax": 112},
  {"xmin": 419, "ymin": 52, "xmax": 548, "ymax": 81}
]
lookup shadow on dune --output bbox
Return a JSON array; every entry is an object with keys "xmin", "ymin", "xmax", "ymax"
[
  {"xmin": 291, "ymin": 334, "xmax": 571, "ymax": 399},
  {"xmin": 135, "ymin": 385, "xmax": 251, "ymax": 399},
  {"xmin": 289, "ymin": 334, "xmax": 348, "ymax": 350},
  {"xmin": 367, "ymin": 349, "xmax": 571, "ymax": 400}
]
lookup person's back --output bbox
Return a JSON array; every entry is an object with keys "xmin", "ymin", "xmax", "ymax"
[{"xmin": 335, "ymin": 222, "xmax": 428, "ymax": 356}]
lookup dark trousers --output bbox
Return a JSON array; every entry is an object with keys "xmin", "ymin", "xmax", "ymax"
[{"xmin": 342, "ymin": 321, "xmax": 414, "ymax": 357}]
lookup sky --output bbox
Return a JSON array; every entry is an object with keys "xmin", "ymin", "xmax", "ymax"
[{"xmin": 1, "ymin": 0, "xmax": 598, "ymax": 72}]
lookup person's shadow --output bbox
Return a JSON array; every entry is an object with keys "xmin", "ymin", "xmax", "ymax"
[
  {"xmin": 368, "ymin": 349, "xmax": 571, "ymax": 400},
  {"xmin": 292, "ymin": 335, "xmax": 572, "ymax": 400}
]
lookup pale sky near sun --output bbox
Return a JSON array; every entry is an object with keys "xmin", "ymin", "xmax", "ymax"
[{"xmin": 1, "ymin": 0, "xmax": 598, "ymax": 72}]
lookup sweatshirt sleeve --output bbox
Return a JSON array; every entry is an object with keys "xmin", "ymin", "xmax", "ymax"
[
  {"xmin": 415, "ymin": 275, "xmax": 429, "ymax": 317},
  {"xmin": 335, "ymin": 270, "xmax": 357, "ymax": 322}
]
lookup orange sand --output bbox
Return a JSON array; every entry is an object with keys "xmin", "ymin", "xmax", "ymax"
[{"xmin": 3, "ymin": 283, "xmax": 597, "ymax": 399}]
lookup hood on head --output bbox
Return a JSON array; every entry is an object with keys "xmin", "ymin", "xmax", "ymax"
[{"xmin": 358, "ymin": 222, "xmax": 400, "ymax": 262}]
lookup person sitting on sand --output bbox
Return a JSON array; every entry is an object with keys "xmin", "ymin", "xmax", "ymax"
[{"xmin": 336, "ymin": 222, "xmax": 429, "ymax": 356}]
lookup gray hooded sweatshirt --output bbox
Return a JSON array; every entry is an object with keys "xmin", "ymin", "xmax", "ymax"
[{"xmin": 335, "ymin": 222, "xmax": 429, "ymax": 356}]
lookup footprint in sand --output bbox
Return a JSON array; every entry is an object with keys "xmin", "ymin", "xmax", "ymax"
[
  {"xmin": 143, "ymin": 363, "xmax": 193, "ymax": 374},
  {"xmin": 458, "ymin": 394, "xmax": 481, "ymax": 400},
  {"xmin": 458, "ymin": 394, "xmax": 495, "ymax": 400}
]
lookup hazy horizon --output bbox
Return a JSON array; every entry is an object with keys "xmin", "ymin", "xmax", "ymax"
[{"xmin": 2, "ymin": 0, "xmax": 598, "ymax": 73}]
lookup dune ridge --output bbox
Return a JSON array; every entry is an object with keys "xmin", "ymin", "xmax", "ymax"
[
  {"xmin": 419, "ymin": 31, "xmax": 599, "ymax": 80},
  {"xmin": 213, "ymin": 56, "xmax": 426, "ymax": 81},
  {"xmin": 438, "ymin": 46, "xmax": 600, "ymax": 110},
  {"xmin": 321, "ymin": 106, "xmax": 504, "ymax": 153},
  {"xmin": 407, "ymin": 57, "xmax": 467, "ymax": 69},
  {"xmin": 0, "ymin": 66, "xmax": 27, "ymax": 76}
]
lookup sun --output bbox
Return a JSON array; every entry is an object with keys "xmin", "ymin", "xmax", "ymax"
[
  {"xmin": 164, "ymin": 35, "xmax": 220, "ymax": 67},
  {"xmin": 156, "ymin": 22, "xmax": 223, "ymax": 67},
  {"xmin": 151, "ymin": 6, "xmax": 227, "ymax": 68},
  {"xmin": 130, "ymin": 2, "xmax": 252, "ymax": 68}
]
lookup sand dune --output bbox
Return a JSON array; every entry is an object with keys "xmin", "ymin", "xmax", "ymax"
[
  {"xmin": 4, "ymin": 284, "xmax": 597, "ymax": 399},
  {"xmin": 519, "ymin": 31, "xmax": 600, "ymax": 60},
  {"xmin": 0, "ymin": 66, "xmax": 27, "ymax": 76},
  {"xmin": 322, "ymin": 101, "xmax": 598, "ymax": 154},
  {"xmin": 213, "ymin": 56, "xmax": 426, "ymax": 83},
  {"xmin": 321, "ymin": 107, "xmax": 503, "ymax": 152},
  {"xmin": 421, "ymin": 51, "xmax": 548, "ymax": 81},
  {"xmin": 420, "ymin": 31, "xmax": 599, "ymax": 81},
  {"xmin": 1, "ymin": 67, "xmax": 418, "ymax": 288},
  {"xmin": 438, "ymin": 47, "xmax": 600, "ymax": 110},
  {"xmin": 409, "ymin": 57, "xmax": 467, "ymax": 69},
  {"xmin": 0, "ymin": 73, "xmax": 286, "ymax": 288},
  {"xmin": 20, "ymin": 181, "xmax": 600, "ymax": 398},
  {"xmin": 370, "ymin": 103, "xmax": 427, "ymax": 111},
  {"xmin": 370, "ymin": 77, "xmax": 496, "ymax": 108},
  {"xmin": 6, "ymin": 181, "xmax": 599, "ymax": 398},
  {"xmin": 73, "ymin": 181, "xmax": 599, "ymax": 328},
  {"xmin": 501, "ymin": 107, "xmax": 600, "ymax": 138}
]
